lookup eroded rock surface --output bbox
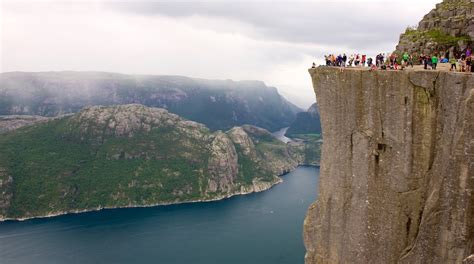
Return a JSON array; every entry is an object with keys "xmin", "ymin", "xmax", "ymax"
[
  {"xmin": 0, "ymin": 115, "xmax": 50, "ymax": 134},
  {"xmin": 395, "ymin": 0, "xmax": 473, "ymax": 57},
  {"xmin": 304, "ymin": 67, "xmax": 473, "ymax": 264}
]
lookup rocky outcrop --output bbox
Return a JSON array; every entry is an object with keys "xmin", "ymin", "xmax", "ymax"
[
  {"xmin": 228, "ymin": 127, "xmax": 257, "ymax": 158},
  {"xmin": 304, "ymin": 67, "xmax": 473, "ymax": 263},
  {"xmin": 239, "ymin": 125, "xmax": 302, "ymax": 175},
  {"xmin": 68, "ymin": 104, "xmax": 208, "ymax": 140},
  {"xmin": 207, "ymin": 132, "xmax": 239, "ymax": 193},
  {"xmin": 395, "ymin": 0, "xmax": 473, "ymax": 57},
  {"xmin": 0, "ymin": 115, "xmax": 50, "ymax": 134}
]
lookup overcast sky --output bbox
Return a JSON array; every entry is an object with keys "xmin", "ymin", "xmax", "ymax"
[{"xmin": 1, "ymin": 0, "xmax": 440, "ymax": 108}]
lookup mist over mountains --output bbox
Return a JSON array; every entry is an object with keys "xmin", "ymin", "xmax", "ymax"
[{"xmin": 0, "ymin": 71, "xmax": 301, "ymax": 131}]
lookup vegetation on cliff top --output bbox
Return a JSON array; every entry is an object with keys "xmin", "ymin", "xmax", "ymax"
[{"xmin": 402, "ymin": 27, "xmax": 470, "ymax": 47}]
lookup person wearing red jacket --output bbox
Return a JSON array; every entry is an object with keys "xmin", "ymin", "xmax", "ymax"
[{"xmin": 361, "ymin": 55, "xmax": 366, "ymax": 67}]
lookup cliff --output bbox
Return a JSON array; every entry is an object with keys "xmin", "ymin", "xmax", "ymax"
[
  {"xmin": 395, "ymin": 0, "xmax": 473, "ymax": 57},
  {"xmin": 304, "ymin": 68, "xmax": 473, "ymax": 263},
  {"xmin": 0, "ymin": 104, "xmax": 306, "ymax": 220}
]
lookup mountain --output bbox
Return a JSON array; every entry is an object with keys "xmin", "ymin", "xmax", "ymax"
[
  {"xmin": 0, "ymin": 71, "xmax": 301, "ymax": 131},
  {"xmin": 395, "ymin": 0, "xmax": 473, "ymax": 57},
  {"xmin": 285, "ymin": 103, "xmax": 321, "ymax": 138},
  {"xmin": 0, "ymin": 104, "xmax": 308, "ymax": 220}
]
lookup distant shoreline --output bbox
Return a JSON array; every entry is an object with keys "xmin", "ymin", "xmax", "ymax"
[
  {"xmin": 0, "ymin": 180, "xmax": 279, "ymax": 223},
  {"xmin": 0, "ymin": 165, "xmax": 319, "ymax": 223}
]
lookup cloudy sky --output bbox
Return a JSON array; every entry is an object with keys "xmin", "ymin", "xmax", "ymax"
[{"xmin": 1, "ymin": 0, "xmax": 440, "ymax": 108}]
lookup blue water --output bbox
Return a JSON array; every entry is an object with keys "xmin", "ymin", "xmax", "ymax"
[{"xmin": 0, "ymin": 166, "xmax": 319, "ymax": 264}]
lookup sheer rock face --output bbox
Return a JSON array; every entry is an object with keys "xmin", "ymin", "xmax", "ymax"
[
  {"xmin": 304, "ymin": 67, "xmax": 473, "ymax": 264},
  {"xmin": 207, "ymin": 132, "xmax": 239, "ymax": 193}
]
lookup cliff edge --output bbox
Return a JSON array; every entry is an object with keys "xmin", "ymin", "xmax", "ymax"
[{"xmin": 304, "ymin": 68, "xmax": 473, "ymax": 263}]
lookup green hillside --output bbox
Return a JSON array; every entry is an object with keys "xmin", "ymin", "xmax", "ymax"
[
  {"xmin": 285, "ymin": 103, "xmax": 321, "ymax": 138},
  {"xmin": 0, "ymin": 105, "xmax": 306, "ymax": 220}
]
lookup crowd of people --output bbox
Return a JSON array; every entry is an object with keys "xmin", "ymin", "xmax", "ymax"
[
  {"xmin": 448, "ymin": 49, "xmax": 472, "ymax": 72},
  {"xmin": 319, "ymin": 53, "xmax": 417, "ymax": 71},
  {"xmin": 313, "ymin": 47, "xmax": 473, "ymax": 73}
]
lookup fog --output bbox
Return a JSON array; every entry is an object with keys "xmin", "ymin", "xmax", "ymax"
[{"xmin": 1, "ymin": 0, "xmax": 440, "ymax": 108}]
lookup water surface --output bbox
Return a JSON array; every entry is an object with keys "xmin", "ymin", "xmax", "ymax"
[{"xmin": 0, "ymin": 166, "xmax": 319, "ymax": 264}]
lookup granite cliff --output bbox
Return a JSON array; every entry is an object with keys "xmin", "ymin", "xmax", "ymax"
[
  {"xmin": 0, "ymin": 104, "xmax": 307, "ymax": 220},
  {"xmin": 304, "ymin": 68, "xmax": 473, "ymax": 263}
]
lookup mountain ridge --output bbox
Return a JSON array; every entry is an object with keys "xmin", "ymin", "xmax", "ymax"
[{"xmin": 0, "ymin": 71, "xmax": 301, "ymax": 132}]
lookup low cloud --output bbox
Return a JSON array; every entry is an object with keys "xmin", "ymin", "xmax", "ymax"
[{"xmin": 2, "ymin": 0, "xmax": 440, "ymax": 108}]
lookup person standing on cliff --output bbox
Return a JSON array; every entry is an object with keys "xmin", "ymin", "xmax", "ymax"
[
  {"xmin": 459, "ymin": 57, "xmax": 465, "ymax": 72},
  {"xmin": 423, "ymin": 54, "xmax": 429, "ymax": 69},
  {"xmin": 380, "ymin": 53, "xmax": 385, "ymax": 67},
  {"xmin": 431, "ymin": 55, "xmax": 438, "ymax": 70},
  {"xmin": 431, "ymin": 55, "xmax": 439, "ymax": 70},
  {"xmin": 466, "ymin": 56, "xmax": 472, "ymax": 72},
  {"xmin": 367, "ymin": 57, "xmax": 373, "ymax": 67},
  {"xmin": 450, "ymin": 57, "xmax": 457, "ymax": 71},
  {"xmin": 337, "ymin": 54, "xmax": 343, "ymax": 67},
  {"xmin": 402, "ymin": 52, "xmax": 409, "ymax": 67},
  {"xmin": 408, "ymin": 54, "xmax": 414, "ymax": 67},
  {"xmin": 349, "ymin": 54, "xmax": 354, "ymax": 67}
]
